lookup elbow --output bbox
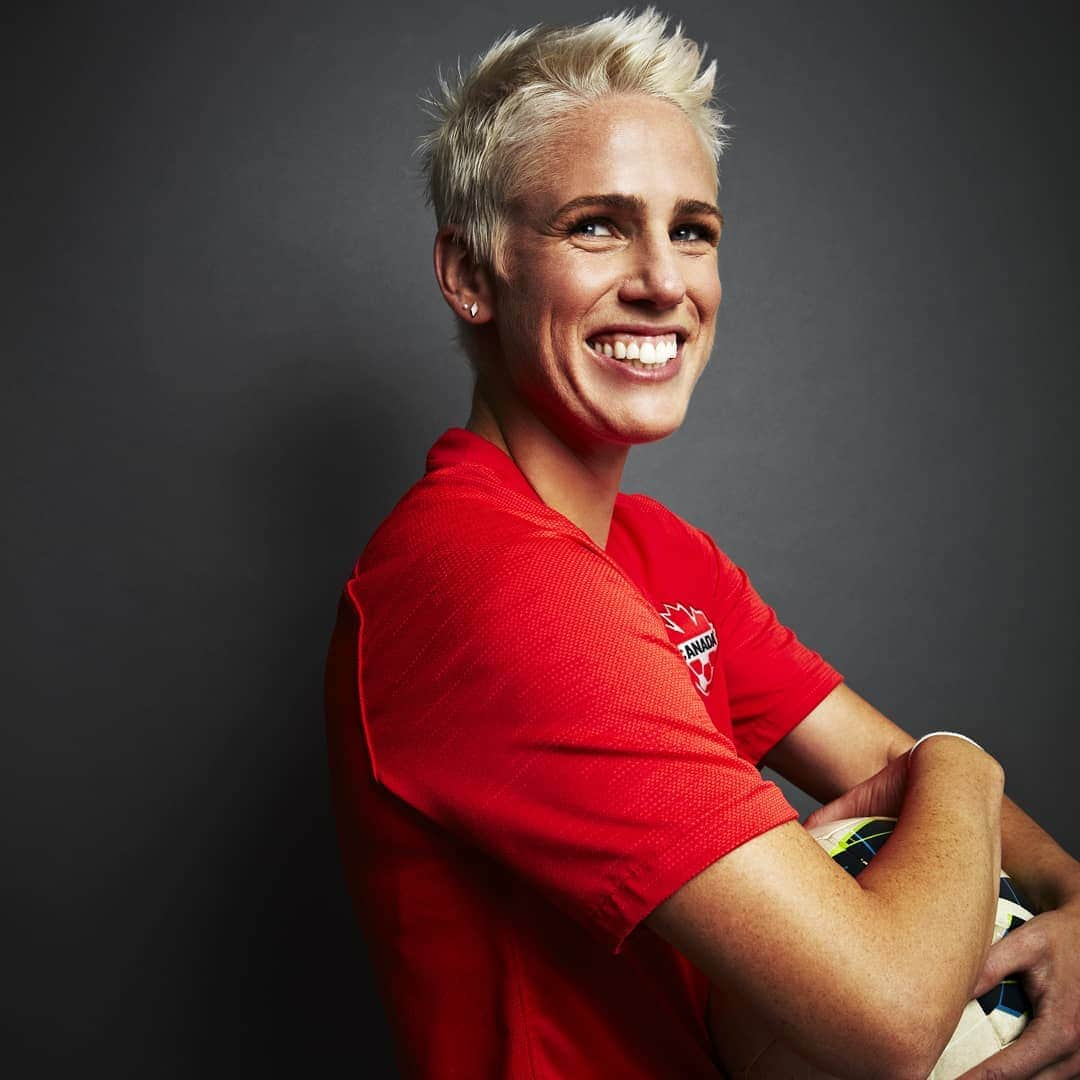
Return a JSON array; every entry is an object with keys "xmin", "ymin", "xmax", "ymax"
[
  {"xmin": 861, "ymin": 996, "xmax": 960, "ymax": 1080},
  {"xmin": 798, "ymin": 1026, "xmax": 945, "ymax": 1080},
  {"xmin": 832, "ymin": 1035, "xmax": 943, "ymax": 1080},
  {"xmin": 810, "ymin": 979, "xmax": 961, "ymax": 1080},
  {"xmin": 874, "ymin": 1036, "xmax": 944, "ymax": 1080}
]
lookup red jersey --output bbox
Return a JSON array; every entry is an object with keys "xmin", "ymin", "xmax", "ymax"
[{"xmin": 326, "ymin": 429, "xmax": 842, "ymax": 1078}]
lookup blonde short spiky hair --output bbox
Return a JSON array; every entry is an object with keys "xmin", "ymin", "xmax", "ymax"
[{"xmin": 419, "ymin": 7, "xmax": 727, "ymax": 275}]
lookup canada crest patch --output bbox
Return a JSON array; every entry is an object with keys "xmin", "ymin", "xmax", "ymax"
[{"xmin": 659, "ymin": 603, "xmax": 718, "ymax": 696}]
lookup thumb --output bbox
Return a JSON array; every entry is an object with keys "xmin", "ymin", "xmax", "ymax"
[
  {"xmin": 804, "ymin": 787, "xmax": 870, "ymax": 830},
  {"xmin": 804, "ymin": 796, "xmax": 850, "ymax": 831},
  {"xmin": 804, "ymin": 755, "xmax": 910, "ymax": 832}
]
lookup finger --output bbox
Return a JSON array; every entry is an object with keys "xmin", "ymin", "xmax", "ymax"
[
  {"xmin": 804, "ymin": 789, "xmax": 872, "ymax": 830},
  {"xmin": 1026, "ymin": 1051, "xmax": 1080, "ymax": 1080},
  {"xmin": 971, "ymin": 919, "xmax": 1043, "ymax": 998},
  {"xmin": 954, "ymin": 1017, "xmax": 1070, "ymax": 1080},
  {"xmin": 960, "ymin": 1049, "xmax": 1079, "ymax": 1080}
]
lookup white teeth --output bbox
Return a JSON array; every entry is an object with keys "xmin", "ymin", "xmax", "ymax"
[{"xmin": 588, "ymin": 333, "xmax": 680, "ymax": 367}]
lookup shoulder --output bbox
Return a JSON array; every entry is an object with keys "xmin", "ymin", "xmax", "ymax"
[
  {"xmin": 361, "ymin": 460, "xmax": 534, "ymax": 557},
  {"xmin": 357, "ymin": 461, "xmax": 649, "ymax": 629},
  {"xmin": 350, "ymin": 466, "xmax": 691, "ymax": 745},
  {"xmin": 362, "ymin": 459, "xmax": 586, "ymax": 565},
  {"xmin": 616, "ymin": 491, "xmax": 723, "ymax": 570}
]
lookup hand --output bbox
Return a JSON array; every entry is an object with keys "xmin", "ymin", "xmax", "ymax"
[
  {"xmin": 957, "ymin": 896, "xmax": 1080, "ymax": 1079},
  {"xmin": 803, "ymin": 751, "xmax": 909, "ymax": 830}
]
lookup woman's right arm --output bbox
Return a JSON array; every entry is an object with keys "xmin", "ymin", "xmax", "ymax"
[{"xmin": 647, "ymin": 736, "xmax": 1004, "ymax": 1080}]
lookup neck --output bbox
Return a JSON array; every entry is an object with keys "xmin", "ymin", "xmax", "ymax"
[{"xmin": 466, "ymin": 386, "xmax": 628, "ymax": 550}]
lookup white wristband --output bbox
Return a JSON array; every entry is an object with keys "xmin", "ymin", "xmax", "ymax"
[{"xmin": 908, "ymin": 730, "xmax": 984, "ymax": 757}]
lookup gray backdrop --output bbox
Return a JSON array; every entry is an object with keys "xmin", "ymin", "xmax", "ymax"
[{"xmin": 7, "ymin": 1, "xmax": 1078, "ymax": 1075}]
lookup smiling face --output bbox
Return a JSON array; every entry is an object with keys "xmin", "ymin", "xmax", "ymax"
[{"xmin": 483, "ymin": 93, "xmax": 723, "ymax": 453}]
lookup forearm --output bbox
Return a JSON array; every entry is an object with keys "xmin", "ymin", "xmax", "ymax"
[
  {"xmin": 655, "ymin": 738, "xmax": 1005, "ymax": 1077},
  {"xmin": 767, "ymin": 686, "xmax": 1080, "ymax": 913},
  {"xmin": 857, "ymin": 737, "xmax": 1003, "ymax": 1022},
  {"xmin": 887, "ymin": 738, "xmax": 1080, "ymax": 913},
  {"xmin": 761, "ymin": 684, "xmax": 1080, "ymax": 1076},
  {"xmin": 761, "ymin": 684, "xmax": 913, "ymax": 804},
  {"xmin": 1000, "ymin": 795, "xmax": 1080, "ymax": 912},
  {"xmin": 883, "ymin": 745, "xmax": 1080, "ymax": 915}
]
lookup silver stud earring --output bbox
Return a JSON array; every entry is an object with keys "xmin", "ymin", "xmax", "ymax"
[{"xmin": 469, "ymin": 302, "xmax": 479, "ymax": 318}]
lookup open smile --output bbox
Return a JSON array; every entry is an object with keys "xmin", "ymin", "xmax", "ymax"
[{"xmin": 584, "ymin": 331, "xmax": 685, "ymax": 379}]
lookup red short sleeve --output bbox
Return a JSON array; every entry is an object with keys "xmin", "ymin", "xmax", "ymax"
[
  {"xmin": 352, "ymin": 472, "xmax": 797, "ymax": 951},
  {"xmin": 707, "ymin": 536, "xmax": 843, "ymax": 764}
]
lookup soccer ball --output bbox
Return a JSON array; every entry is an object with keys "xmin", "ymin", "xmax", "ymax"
[{"xmin": 709, "ymin": 816, "xmax": 1034, "ymax": 1079}]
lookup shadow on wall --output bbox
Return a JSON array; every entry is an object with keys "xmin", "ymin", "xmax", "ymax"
[{"xmin": 178, "ymin": 352, "xmax": 432, "ymax": 1076}]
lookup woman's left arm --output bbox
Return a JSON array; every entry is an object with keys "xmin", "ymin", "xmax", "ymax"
[{"xmin": 762, "ymin": 683, "xmax": 1080, "ymax": 1079}]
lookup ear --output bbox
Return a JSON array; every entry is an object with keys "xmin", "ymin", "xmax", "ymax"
[{"xmin": 433, "ymin": 227, "xmax": 494, "ymax": 325}]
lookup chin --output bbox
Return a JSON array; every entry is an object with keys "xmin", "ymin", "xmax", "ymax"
[
  {"xmin": 600, "ymin": 380, "xmax": 699, "ymax": 446},
  {"xmin": 601, "ymin": 407, "xmax": 688, "ymax": 447}
]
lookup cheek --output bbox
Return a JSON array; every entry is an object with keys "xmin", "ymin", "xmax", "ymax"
[
  {"xmin": 544, "ymin": 255, "xmax": 612, "ymax": 308},
  {"xmin": 697, "ymin": 267, "xmax": 722, "ymax": 323},
  {"xmin": 706, "ymin": 258, "xmax": 722, "ymax": 303}
]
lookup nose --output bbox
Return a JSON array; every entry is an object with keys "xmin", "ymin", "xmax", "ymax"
[{"xmin": 617, "ymin": 232, "xmax": 687, "ymax": 309}]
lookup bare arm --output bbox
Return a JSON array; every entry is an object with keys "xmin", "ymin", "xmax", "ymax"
[
  {"xmin": 760, "ymin": 683, "xmax": 1080, "ymax": 1079},
  {"xmin": 648, "ymin": 735, "xmax": 1003, "ymax": 1079},
  {"xmin": 763, "ymin": 683, "xmax": 1080, "ymax": 912}
]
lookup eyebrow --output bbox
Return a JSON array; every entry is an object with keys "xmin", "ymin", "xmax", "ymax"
[{"xmin": 550, "ymin": 193, "xmax": 724, "ymax": 228}]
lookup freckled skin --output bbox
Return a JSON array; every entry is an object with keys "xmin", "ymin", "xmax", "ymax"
[{"xmin": 487, "ymin": 93, "xmax": 723, "ymax": 453}]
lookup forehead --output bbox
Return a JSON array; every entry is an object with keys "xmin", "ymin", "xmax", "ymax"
[{"xmin": 520, "ymin": 94, "xmax": 718, "ymax": 215}]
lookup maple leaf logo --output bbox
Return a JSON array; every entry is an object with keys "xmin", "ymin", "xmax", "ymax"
[{"xmin": 658, "ymin": 603, "xmax": 718, "ymax": 696}]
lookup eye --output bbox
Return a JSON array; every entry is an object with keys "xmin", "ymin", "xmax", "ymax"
[
  {"xmin": 671, "ymin": 222, "xmax": 717, "ymax": 244},
  {"xmin": 573, "ymin": 218, "xmax": 615, "ymax": 238}
]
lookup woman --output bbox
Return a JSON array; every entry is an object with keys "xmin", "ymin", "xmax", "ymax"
[{"xmin": 326, "ymin": 10, "xmax": 1080, "ymax": 1078}]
